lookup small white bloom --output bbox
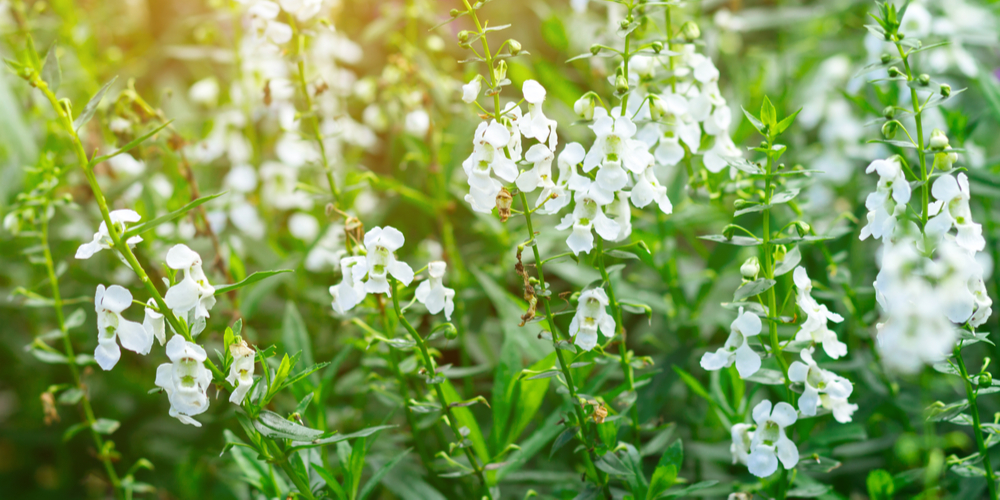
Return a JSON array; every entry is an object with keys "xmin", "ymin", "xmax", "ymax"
[
  {"xmin": 630, "ymin": 166, "xmax": 673, "ymax": 215},
  {"xmin": 463, "ymin": 120, "xmax": 517, "ymax": 213},
  {"xmin": 226, "ymin": 340, "xmax": 255, "ymax": 405},
  {"xmin": 746, "ymin": 400, "xmax": 799, "ymax": 478},
  {"xmin": 520, "ymin": 80, "xmax": 558, "ymax": 145},
  {"xmin": 288, "ymin": 212, "xmax": 320, "ymax": 241},
  {"xmin": 700, "ymin": 307, "xmax": 762, "ymax": 378},
  {"xmin": 730, "ymin": 423, "xmax": 753, "ymax": 465},
  {"xmin": 516, "ymin": 144, "xmax": 555, "ymax": 194},
  {"xmin": 859, "ymin": 157, "xmax": 911, "ymax": 242},
  {"xmin": 788, "ymin": 348, "xmax": 857, "ymax": 422},
  {"xmin": 143, "ymin": 299, "xmax": 165, "ymax": 347},
  {"xmin": 415, "ymin": 261, "xmax": 456, "ymax": 320},
  {"xmin": 189, "ymin": 77, "xmax": 220, "ymax": 107},
  {"xmin": 570, "ymin": 288, "xmax": 616, "ymax": 351},
  {"xmin": 926, "ymin": 173, "xmax": 984, "ymax": 252},
  {"xmin": 363, "ymin": 226, "xmax": 414, "ymax": 295},
  {"xmin": 94, "ymin": 284, "xmax": 152, "ymax": 371},
  {"xmin": 278, "ymin": 0, "xmax": 322, "ymax": 22},
  {"xmin": 555, "ymin": 183, "xmax": 620, "ymax": 255},
  {"xmin": 583, "ymin": 107, "xmax": 652, "ymax": 180},
  {"xmin": 462, "ymin": 75, "xmax": 482, "ymax": 104},
  {"xmin": 164, "ymin": 244, "xmax": 217, "ymax": 322},
  {"xmin": 404, "ymin": 109, "xmax": 430, "ymax": 137},
  {"xmin": 75, "ymin": 209, "xmax": 143, "ymax": 260},
  {"xmin": 607, "ymin": 191, "xmax": 632, "ymax": 242},
  {"xmin": 330, "ymin": 256, "xmax": 367, "ymax": 314},
  {"xmin": 155, "ymin": 335, "xmax": 212, "ymax": 427},
  {"xmin": 793, "ymin": 267, "xmax": 847, "ymax": 359}
]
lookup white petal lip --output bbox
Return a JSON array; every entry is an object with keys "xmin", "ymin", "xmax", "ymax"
[
  {"xmin": 166, "ymin": 244, "xmax": 201, "ymax": 269},
  {"xmin": 100, "ymin": 285, "xmax": 134, "ymax": 314},
  {"xmin": 523, "ymin": 80, "xmax": 547, "ymax": 103}
]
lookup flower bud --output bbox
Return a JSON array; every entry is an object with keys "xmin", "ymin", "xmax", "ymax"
[
  {"xmin": 590, "ymin": 44, "xmax": 601, "ymax": 55},
  {"xmin": 444, "ymin": 325, "xmax": 459, "ymax": 340},
  {"xmin": 887, "ymin": 67, "xmax": 901, "ymax": 78},
  {"xmin": 619, "ymin": 19, "xmax": 630, "ymax": 30},
  {"xmin": 794, "ymin": 221, "xmax": 811, "ymax": 238},
  {"xmin": 508, "ymin": 39, "xmax": 522, "ymax": 56},
  {"xmin": 574, "ymin": 93, "xmax": 597, "ymax": 120},
  {"xmin": 723, "ymin": 224, "xmax": 738, "ymax": 241},
  {"xmin": 496, "ymin": 187, "xmax": 513, "ymax": 222},
  {"xmin": 979, "ymin": 372, "xmax": 993, "ymax": 387},
  {"xmin": 882, "ymin": 106, "xmax": 895, "ymax": 119},
  {"xmin": 615, "ymin": 74, "xmax": 629, "ymax": 94},
  {"xmin": 773, "ymin": 244, "xmax": 787, "ymax": 263},
  {"xmin": 881, "ymin": 120, "xmax": 898, "ymax": 139},
  {"xmin": 918, "ymin": 73, "xmax": 930, "ymax": 86},
  {"xmin": 494, "ymin": 60, "xmax": 508, "ymax": 82},
  {"xmin": 880, "ymin": 53, "xmax": 891, "ymax": 64},
  {"xmin": 450, "ymin": 8, "xmax": 460, "ymax": 17},
  {"xmin": 759, "ymin": 141, "xmax": 768, "ymax": 149},
  {"xmin": 681, "ymin": 21, "xmax": 701, "ymax": 41},
  {"xmin": 740, "ymin": 256, "xmax": 761, "ymax": 280},
  {"xmin": 933, "ymin": 151, "xmax": 958, "ymax": 172},
  {"xmin": 929, "ymin": 129, "xmax": 949, "ymax": 150},
  {"xmin": 651, "ymin": 41, "xmax": 664, "ymax": 53},
  {"xmin": 648, "ymin": 95, "xmax": 666, "ymax": 120},
  {"xmin": 734, "ymin": 199, "xmax": 748, "ymax": 209},
  {"xmin": 940, "ymin": 83, "xmax": 951, "ymax": 97},
  {"xmin": 457, "ymin": 30, "xmax": 470, "ymax": 43},
  {"xmin": 344, "ymin": 216, "xmax": 364, "ymax": 244}
]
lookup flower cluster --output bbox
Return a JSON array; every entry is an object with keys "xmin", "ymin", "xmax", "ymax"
[
  {"xmin": 700, "ymin": 307, "xmax": 762, "ymax": 378},
  {"xmin": 730, "ymin": 400, "xmax": 800, "ymax": 478}
]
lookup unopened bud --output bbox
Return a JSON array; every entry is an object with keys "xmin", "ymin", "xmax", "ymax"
[
  {"xmin": 980, "ymin": 372, "xmax": 993, "ymax": 386},
  {"xmin": 880, "ymin": 53, "xmax": 891, "ymax": 64},
  {"xmin": 933, "ymin": 151, "xmax": 958, "ymax": 172},
  {"xmin": 508, "ymin": 39, "xmax": 522, "ymax": 56},
  {"xmin": 651, "ymin": 41, "xmax": 664, "ymax": 53},
  {"xmin": 496, "ymin": 187, "xmax": 513, "ymax": 222},
  {"xmin": 882, "ymin": 106, "xmax": 895, "ymax": 119},
  {"xmin": 619, "ymin": 19, "xmax": 630, "ymax": 30},
  {"xmin": 929, "ymin": 129, "xmax": 949, "ymax": 150},
  {"xmin": 734, "ymin": 199, "xmax": 748, "ymax": 209},
  {"xmin": 887, "ymin": 67, "xmax": 901, "ymax": 78},
  {"xmin": 574, "ymin": 93, "xmax": 597, "ymax": 120},
  {"xmin": 450, "ymin": 8, "xmax": 461, "ymax": 17},
  {"xmin": 681, "ymin": 21, "xmax": 701, "ymax": 41},
  {"xmin": 940, "ymin": 83, "xmax": 951, "ymax": 97},
  {"xmin": 615, "ymin": 74, "xmax": 629, "ymax": 94},
  {"xmin": 590, "ymin": 44, "xmax": 601, "ymax": 55},
  {"xmin": 740, "ymin": 256, "xmax": 761, "ymax": 280},
  {"xmin": 723, "ymin": 224, "xmax": 738, "ymax": 241},
  {"xmin": 794, "ymin": 221, "xmax": 811, "ymax": 238},
  {"xmin": 881, "ymin": 120, "xmax": 898, "ymax": 139},
  {"xmin": 494, "ymin": 60, "xmax": 507, "ymax": 82},
  {"xmin": 918, "ymin": 73, "xmax": 930, "ymax": 86},
  {"xmin": 444, "ymin": 325, "xmax": 459, "ymax": 340},
  {"xmin": 648, "ymin": 95, "xmax": 666, "ymax": 120},
  {"xmin": 457, "ymin": 30, "xmax": 470, "ymax": 43}
]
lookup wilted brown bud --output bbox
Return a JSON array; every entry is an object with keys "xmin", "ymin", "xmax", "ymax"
[
  {"xmin": 230, "ymin": 339, "xmax": 254, "ymax": 360},
  {"xmin": 344, "ymin": 215, "xmax": 364, "ymax": 244},
  {"xmin": 496, "ymin": 187, "xmax": 513, "ymax": 222},
  {"xmin": 41, "ymin": 392, "xmax": 60, "ymax": 425},
  {"xmin": 590, "ymin": 402, "xmax": 608, "ymax": 424}
]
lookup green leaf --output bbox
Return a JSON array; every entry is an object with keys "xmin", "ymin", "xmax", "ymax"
[
  {"xmin": 123, "ymin": 192, "xmax": 226, "ymax": 238},
  {"xmin": 215, "ymin": 269, "xmax": 293, "ymax": 296},
  {"xmin": 647, "ymin": 439, "xmax": 683, "ymax": 499},
  {"xmin": 760, "ymin": 96, "xmax": 777, "ymax": 130},
  {"xmin": 775, "ymin": 107, "xmax": 802, "ymax": 135},
  {"xmin": 253, "ymin": 410, "xmax": 323, "ymax": 441},
  {"xmin": 73, "ymin": 76, "xmax": 117, "ymax": 131},
  {"xmin": 41, "ymin": 44, "xmax": 61, "ymax": 93},
  {"xmin": 64, "ymin": 308, "xmax": 86, "ymax": 330},
  {"xmin": 281, "ymin": 301, "xmax": 315, "ymax": 384},
  {"xmin": 774, "ymin": 246, "xmax": 801, "ymax": 277},
  {"xmin": 92, "ymin": 418, "xmax": 120, "ymax": 435},
  {"xmin": 550, "ymin": 426, "xmax": 577, "ymax": 458},
  {"xmin": 63, "ymin": 422, "xmax": 90, "ymax": 442},
  {"xmin": 867, "ymin": 469, "xmax": 895, "ymax": 500},
  {"xmin": 742, "ymin": 107, "xmax": 765, "ymax": 134},
  {"xmin": 733, "ymin": 279, "xmax": 776, "ymax": 302},
  {"xmin": 58, "ymin": 387, "xmax": 85, "ymax": 405},
  {"xmin": 441, "ymin": 380, "xmax": 490, "ymax": 463},
  {"xmin": 293, "ymin": 425, "xmax": 397, "ymax": 449},
  {"xmin": 672, "ymin": 366, "xmax": 711, "ymax": 401},
  {"xmin": 357, "ymin": 447, "xmax": 411, "ymax": 500},
  {"xmin": 313, "ymin": 464, "xmax": 347, "ymax": 500},
  {"xmin": 90, "ymin": 121, "xmax": 173, "ymax": 166}
]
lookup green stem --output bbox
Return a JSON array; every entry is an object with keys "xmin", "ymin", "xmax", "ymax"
[
  {"xmin": 761, "ymin": 138, "xmax": 791, "ymax": 392},
  {"xmin": 41, "ymin": 204, "xmax": 125, "ymax": 500},
  {"xmin": 275, "ymin": 452, "xmax": 318, "ymax": 500},
  {"xmin": 386, "ymin": 278, "xmax": 494, "ymax": 500},
  {"xmin": 954, "ymin": 346, "xmax": 999, "ymax": 500},
  {"xmin": 594, "ymin": 238, "xmax": 640, "ymax": 449},
  {"xmin": 894, "ymin": 42, "xmax": 928, "ymax": 225}
]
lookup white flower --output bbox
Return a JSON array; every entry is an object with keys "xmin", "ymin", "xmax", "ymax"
[
  {"xmin": 330, "ymin": 256, "xmax": 367, "ymax": 314},
  {"xmin": 108, "ymin": 153, "xmax": 145, "ymax": 176},
  {"xmin": 75, "ymin": 209, "xmax": 143, "ymax": 259},
  {"xmin": 520, "ymin": 80, "xmax": 558, "ymax": 146},
  {"xmin": 569, "ymin": 288, "xmax": 616, "ymax": 351},
  {"xmin": 583, "ymin": 108, "xmax": 652, "ymax": 188},
  {"xmin": 404, "ymin": 109, "xmax": 430, "ymax": 137},
  {"xmin": 730, "ymin": 423, "xmax": 753, "ymax": 465},
  {"xmin": 462, "ymin": 75, "xmax": 482, "ymax": 103},
  {"xmin": 516, "ymin": 144, "xmax": 555, "ymax": 194},
  {"xmin": 363, "ymin": 226, "xmax": 414, "ymax": 295},
  {"xmin": 94, "ymin": 284, "xmax": 152, "ymax": 371},
  {"xmin": 746, "ymin": 400, "xmax": 799, "ymax": 478},
  {"xmin": 702, "ymin": 135, "xmax": 741, "ymax": 175},
  {"xmin": 793, "ymin": 267, "xmax": 847, "ymax": 359},
  {"xmin": 630, "ymin": 166, "xmax": 673, "ymax": 215},
  {"xmin": 415, "ymin": 261, "xmax": 455, "ymax": 320},
  {"xmin": 859, "ymin": 157, "xmax": 911, "ymax": 241},
  {"xmin": 607, "ymin": 191, "xmax": 632, "ymax": 242},
  {"xmin": 155, "ymin": 335, "xmax": 212, "ymax": 427},
  {"xmin": 249, "ymin": 1, "xmax": 292, "ymax": 45},
  {"xmin": 278, "ymin": 0, "xmax": 322, "ymax": 22},
  {"xmin": 288, "ymin": 212, "xmax": 320, "ymax": 241},
  {"xmin": 700, "ymin": 307, "xmax": 762, "ymax": 378},
  {"xmin": 555, "ymin": 183, "xmax": 620, "ymax": 255},
  {"xmin": 926, "ymin": 173, "xmax": 984, "ymax": 252},
  {"xmin": 574, "ymin": 94, "xmax": 596, "ymax": 120},
  {"xmin": 226, "ymin": 340, "xmax": 255, "ymax": 405},
  {"xmin": 189, "ymin": 77, "xmax": 220, "ymax": 107},
  {"xmin": 463, "ymin": 120, "xmax": 517, "ymax": 213},
  {"xmin": 164, "ymin": 244, "xmax": 217, "ymax": 322},
  {"xmin": 788, "ymin": 348, "xmax": 857, "ymax": 423},
  {"xmin": 143, "ymin": 299, "xmax": 165, "ymax": 347},
  {"xmin": 305, "ymin": 224, "xmax": 346, "ymax": 272}
]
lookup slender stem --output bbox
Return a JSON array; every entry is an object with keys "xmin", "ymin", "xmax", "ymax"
[
  {"xmin": 594, "ymin": 238, "xmax": 640, "ymax": 448},
  {"xmin": 276, "ymin": 452, "xmax": 318, "ymax": 500},
  {"xmin": 954, "ymin": 346, "xmax": 999, "ymax": 500},
  {"xmin": 894, "ymin": 42, "xmax": 928, "ymax": 225},
  {"xmin": 386, "ymin": 278, "xmax": 494, "ymax": 500},
  {"xmin": 41, "ymin": 204, "xmax": 124, "ymax": 500},
  {"xmin": 761, "ymin": 138, "xmax": 791, "ymax": 390}
]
